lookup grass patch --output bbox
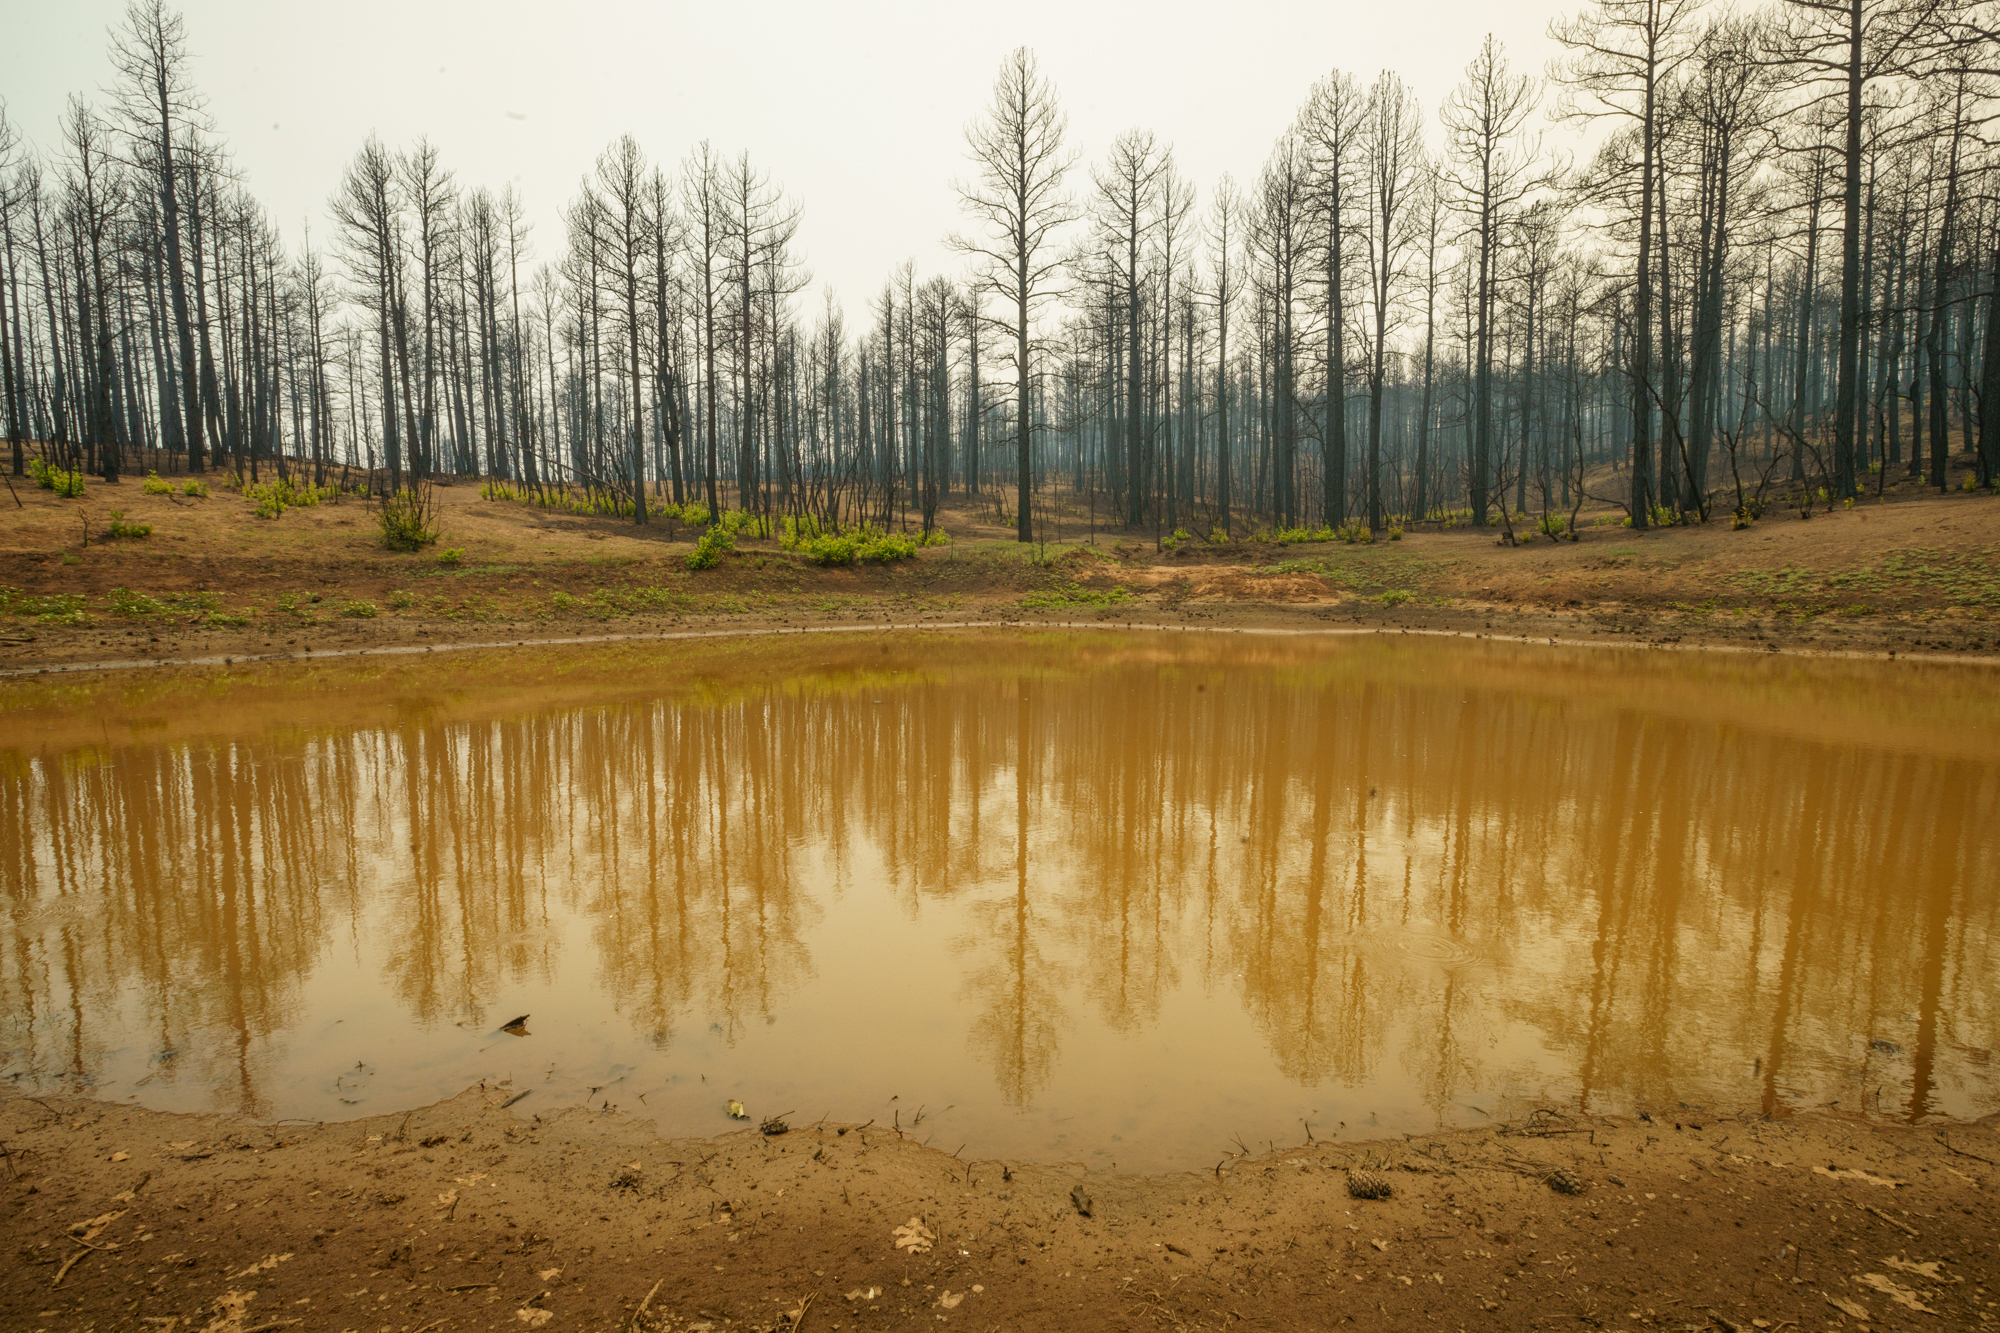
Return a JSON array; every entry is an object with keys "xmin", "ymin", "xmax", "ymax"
[
  {"xmin": 1019, "ymin": 582, "xmax": 1136, "ymax": 611},
  {"xmin": 1726, "ymin": 546, "xmax": 2000, "ymax": 612}
]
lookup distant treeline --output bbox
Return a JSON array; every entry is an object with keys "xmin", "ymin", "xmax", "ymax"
[{"xmin": 1, "ymin": 0, "xmax": 1995, "ymax": 542}]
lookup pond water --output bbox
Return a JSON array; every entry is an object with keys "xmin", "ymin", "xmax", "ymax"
[{"xmin": 2, "ymin": 632, "xmax": 1996, "ymax": 1172}]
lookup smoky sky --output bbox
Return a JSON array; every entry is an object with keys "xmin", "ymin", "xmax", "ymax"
[{"xmin": 7, "ymin": 0, "xmax": 1569, "ymax": 318}]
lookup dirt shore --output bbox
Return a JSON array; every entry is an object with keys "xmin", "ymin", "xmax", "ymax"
[
  {"xmin": 1, "ymin": 470, "xmax": 1996, "ymax": 673},
  {"xmin": 3, "ymin": 1087, "xmax": 1994, "ymax": 1333}
]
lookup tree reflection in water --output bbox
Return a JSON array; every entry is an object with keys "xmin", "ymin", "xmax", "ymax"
[{"xmin": 0, "ymin": 634, "xmax": 1994, "ymax": 1166}]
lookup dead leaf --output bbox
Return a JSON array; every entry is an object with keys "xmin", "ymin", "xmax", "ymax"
[
  {"xmin": 938, "ymin": 1290, "xmax": 965, "ymax": 1309},
  {"xmin": 1815, "ymin": 1166, "xmax": 1903, "ymax": 1188},
  {"xmin": 1884, "ymin": 1256, "xmax": 1959, "ymax": 1284},
  {"xmin": 537, "ymin": 1266, "xmax": 562, "ymax": 1282},
  {"xmin": 845, "ymin": 1286, "xmax": 882, "ymax": 1301},
  {"xmin": 1824, "ymin": 1294, "xmax": 1869, "ymax": 1320},
  {"xmin": 515, "ymin": 1309, "xmax": 553, "ymax": 1327},
  {"xmin": 1370, "ymin": 1238, "xmax": 1389, "ymax": 1252},
  {"xmin": 197, "ymin": 1289, "xmax": 257, "ymax": 1333},
  {"xmin": 435, "ymin": 1190, "xmax": 459, "ymax": 1208},
  {"xmin": 231, "ymin": 1253, "xmax": 292, "ymax": 1278},
  {"xmin": 110, "ymin": 1151, "xmax": 130, "ymax": 1162},
  {"xmin": 453, "ymin": 1173, "xmax": 488, "ymax": 1187},
  {"xmin": 167, "ymin": 1141, "xmax": 195, "ymax": 1151},
  {"xmin": 892, "ymin": 1218, "xmax": 935, "ymax": 1254},
  {"xmin": 622, "ymin": 1161, "xmax": 642, "ymax": 1171},
  {"xmin": 727, "ymin": 1099, "xmax": 749, "ymax": 1120},
  {"xmin": 1856, "ymin": 1273, "xmax": 1938, "ymax": 1314}
]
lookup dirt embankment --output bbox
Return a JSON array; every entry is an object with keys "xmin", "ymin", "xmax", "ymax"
[
  {"xmin": 3, "ymin": 1087, "xmax": 1994, "ymax": 1332},
  {"xmin": 1, "ymin": 472, "xmax": 1997, "ymax": 674}
]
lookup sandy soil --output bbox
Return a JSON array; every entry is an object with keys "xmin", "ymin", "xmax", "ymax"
[
  {"xmin": 0, "ymin": 465, "xmax": 1996, "ymax": 675},
  {"xmin": 3, "ymin": 1087, "xmax": 1994, "ymax": 1333}
]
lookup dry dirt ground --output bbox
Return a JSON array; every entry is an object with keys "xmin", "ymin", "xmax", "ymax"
[
  {"xmin": 0, "ymin": 462, "xmax": 1996, "ymax": 674},
  {"xmin": 2, "ymin": 1088, "xmax": 1994, "ymax": 1333}
]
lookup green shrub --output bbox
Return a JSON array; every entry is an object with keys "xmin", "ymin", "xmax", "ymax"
[
  {"xmin": 386, "ymin": 589, "xmax": 414, "ymax": 611},
  {"xmin": 339, "ymin": 600, "xmax": 378, "ymax": 619},
  {"xmin": 108, "ymin": 587, "xmax": 167, "ymax": 618},
  {"xmin": 378, "ymin": 486, "xmax": 441, "ymax": 551},
  {"xmin": 798, "ymin": 533, "xmax": 860, "ymax": 566},
  {"xmin": 436, "ymin": 547, "xmax": 464, "ymax": 567},
  {"xmin": 181, "ymin": 478, "xmax": 209, "ymax": 498},
  {"xmin": 245, "ymin": 474, "xmax": 331, "ymax": 519},
  {"xmin": 859, "ymin": 532, "xmax": 918, "ymax": 562},
  {"xmin": 1378, "ymin": 588, "xmax": 1415, "ymax": 607},
  {"xmin": 687, "ymin": 525, "xmax": 735, "ymax": 570},
  {"xmin": 32, "ymin": 460, "xmax": 87, "ymax": 497},
  {"xmin": 109, "ymin": 510, "xmax": 153, "ymax": 539},
  {"xmin": 141, "ymin": 471, "xmax": 174, "ymax": 495}
]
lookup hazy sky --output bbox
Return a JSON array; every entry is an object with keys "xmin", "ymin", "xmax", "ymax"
[{"xmin": 8, "ymin": 0, "xmax": 1572, "ymax": 318}]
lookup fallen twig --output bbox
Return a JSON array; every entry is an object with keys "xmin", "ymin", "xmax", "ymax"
[
  {"xmin": 53, "ymin": 1249, "xmax": 86, "ymax": 1287},
  {"xmin": 1863, "ymin": 1203, "xmax": 1918, "ymax": 1237},
  {"xmin": 1937, "ymin": 1132, "xmax": 1995, "ymax": 1166},
  {"xmin": 630, "ymin": 1277, "xmax": 663, "ymax": 1330}
]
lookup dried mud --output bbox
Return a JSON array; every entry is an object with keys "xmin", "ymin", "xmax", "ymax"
[{"xmin": 3, "ymin": 1089, "xmax": 1994, "ymax": 1333}]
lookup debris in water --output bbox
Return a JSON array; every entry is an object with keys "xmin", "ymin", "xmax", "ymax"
[
  {"xmin": 1070, "ymin": 1183, "xmax": 1093, "ymax": 1217},
  {"xmin": 501, "ymin": 1015, "xmax": 530, "ymax": 1035},
  {"xmin": 727, "ymin": 1099, "xmax": 749, "ymax": 1120},
  {"xmin": 760, "ymin": 1113, "xmax": 792, "ymax": 1136}
]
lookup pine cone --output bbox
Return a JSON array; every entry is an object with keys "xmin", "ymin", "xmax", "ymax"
[
  {"xmin": 1545, "ymin": 1168, "xmax": 1584, "ymax": 1195},
  {"xmin": 1347, "ymin": 1170, "xmax": 1394, "ymax": 1200}
]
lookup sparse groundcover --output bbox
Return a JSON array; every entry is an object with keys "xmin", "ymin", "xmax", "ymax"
[{"xmin": 1019, "ymin": 581, "xmax": 1135, "ymax": 611}]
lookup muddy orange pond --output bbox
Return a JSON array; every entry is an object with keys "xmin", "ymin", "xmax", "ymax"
[{"xmin": 2, "ymin": 631, "xmax": 1996, "ymax": 1171}]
